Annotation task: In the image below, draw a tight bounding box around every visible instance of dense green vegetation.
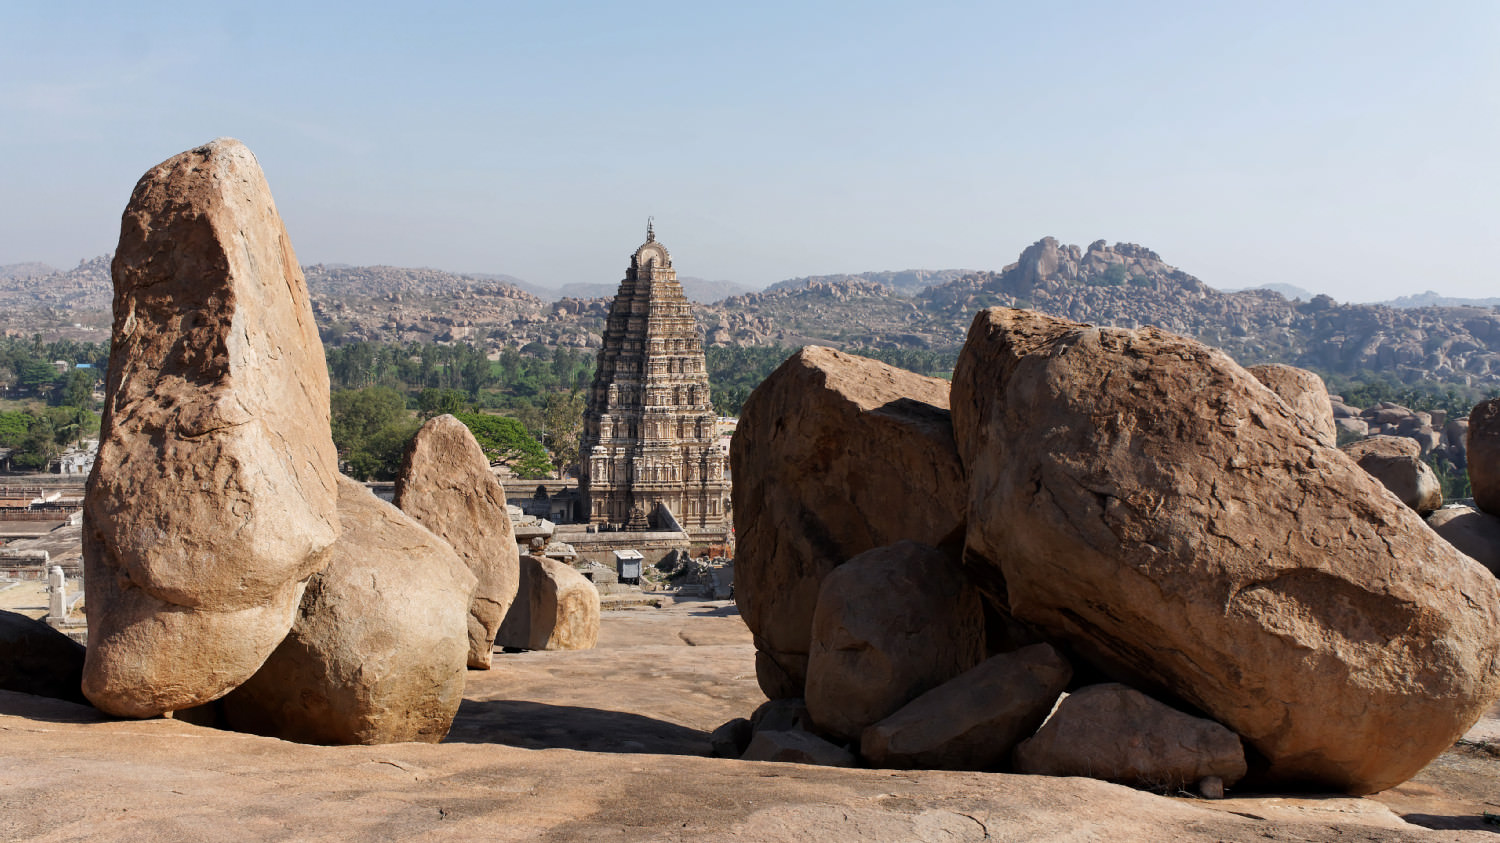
[323,341,591,480]
[1321,373,1500,420]
[0,336,105,470]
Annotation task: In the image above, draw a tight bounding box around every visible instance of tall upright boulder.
[221,476,475,745]
[83,139,341,718]
[394,414,520,669]
[1246,364,1337,445]
[1471,397,1500,517]
[731,347,966,699]
[951,307,1500,794]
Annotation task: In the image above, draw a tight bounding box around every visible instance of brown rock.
[1013,683,1247,791]
[805,541,984,744]
[1341,435,1443,515]
[0,610,87,705]
[220,476,475,745]
[860,643,1071,771]
[394,414,520,669]
[497,555,599,651]
[83,139,341,718]
[741,729,857,767]
[1471,398,1500,517]
[1247,364,1337,444]
[731,347,966,699]
[951,307,1500,794]
[1427,506,1500,576]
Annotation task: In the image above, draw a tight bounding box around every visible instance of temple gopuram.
[579,223,730,541]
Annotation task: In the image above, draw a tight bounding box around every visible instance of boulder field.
[729,307,1500,795]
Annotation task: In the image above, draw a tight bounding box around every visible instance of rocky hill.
[4,240,1499,388]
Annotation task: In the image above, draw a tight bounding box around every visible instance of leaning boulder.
[1247,364,1337,445]
[83,139,341,718]
[395,414,520,669]
[220,476,475,745]
[951,307,1500,794]
[1427,506,1500,577]
[860,643,1071,771]
[805,541,984,744]
[1472,398,1500,517]
[732,347,966,699]
[0,610,88,705]
[497,555,599,651]
[1013,683,1247,791]
[1341,435,1443,515]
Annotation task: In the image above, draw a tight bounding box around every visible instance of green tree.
[330,387,419,480]
[453,412,553,478]
[417,388,469,418]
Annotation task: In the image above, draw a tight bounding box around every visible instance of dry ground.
[1,599,1496,842]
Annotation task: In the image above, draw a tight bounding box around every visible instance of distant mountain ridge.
[4,243,1500,388]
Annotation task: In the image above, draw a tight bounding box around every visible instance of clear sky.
[2,1,1496,302]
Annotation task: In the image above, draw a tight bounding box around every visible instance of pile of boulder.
[723,314,1500,796]
[76,139,596,745]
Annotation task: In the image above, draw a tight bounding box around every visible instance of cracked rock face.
[394,414,520,669]
[951,307,1500,794]
[82,138,341,718]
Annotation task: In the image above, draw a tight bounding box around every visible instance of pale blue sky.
[2,1,1496,301]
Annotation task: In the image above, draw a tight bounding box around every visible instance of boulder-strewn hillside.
[5,239,1499,387]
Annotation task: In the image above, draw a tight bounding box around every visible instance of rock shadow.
[1399,813,1500,833]
[445,699,710,756]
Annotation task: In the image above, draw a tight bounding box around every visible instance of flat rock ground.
[2,599,1496,842]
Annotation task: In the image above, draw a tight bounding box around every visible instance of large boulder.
[804,541,984,744]
[394,414,520,669]
[951,307,1500,794]
[1341,435,1443,515]
[1427,506,1500,577]
[0,610,87,705]
[83,139,341,718]
[496,555,599,651]
[1247,364,1337,445]
[1013,684,1247,791]
[732,347,966,699]
[1472,398,1500,517]
[860,643,1071,771]
[220,476,475,745]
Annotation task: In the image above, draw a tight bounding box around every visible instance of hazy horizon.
[3,2,1496,304]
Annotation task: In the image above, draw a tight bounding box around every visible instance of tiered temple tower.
[580,224,730,538]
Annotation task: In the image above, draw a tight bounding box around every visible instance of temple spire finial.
[646,216,655,242]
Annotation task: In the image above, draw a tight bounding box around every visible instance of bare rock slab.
[1427,506,1500,576]
[1013,683,1247,791]
[1247,364,1337,445]
[951,307,1500,794]
[805,541,984,744]
[731,346,966,699]
[0,610,87,705]
[394,414,520,669]
[1341,435,1443,515]
[220,476,475,745]
[83,138,341,718]
[1471,397,1500,517]
[497,555,600,651]
[860,643,1071,771]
